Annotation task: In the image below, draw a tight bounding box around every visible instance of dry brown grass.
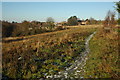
[2,25,97,78]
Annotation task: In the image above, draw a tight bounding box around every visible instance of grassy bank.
[84,28,119,78]
[2,26,96,78]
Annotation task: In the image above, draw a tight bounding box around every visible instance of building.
[78,19,89,25]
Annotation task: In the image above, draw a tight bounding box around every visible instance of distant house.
[55,21,67,27]
[55,23,62,27]
[78,19,89,25]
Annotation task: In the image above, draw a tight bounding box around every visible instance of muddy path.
[46,31,97,78]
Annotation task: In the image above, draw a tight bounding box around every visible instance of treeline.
[2,20,66,38]
[1,16,102,38]
[2,15,119,38]
[67,15,119,26]
[67,16,103,26]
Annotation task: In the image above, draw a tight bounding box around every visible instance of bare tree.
[103,10,117,33]
[111,12,117,27]
[46,17,54,23]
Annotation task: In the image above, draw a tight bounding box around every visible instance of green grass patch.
[84,28,119,78]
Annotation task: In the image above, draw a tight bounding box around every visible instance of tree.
[89,17,97,25]
[115,1,120,13]
[103,10,117,33]
[46,17,55,30]
[111,12,117,27]
[103,11,111,27]
[2,21,15,37]
[115,1,120,24]
[67,16,78,26]
[46,17,54,23]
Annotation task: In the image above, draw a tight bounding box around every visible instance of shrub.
[117,18,120,25]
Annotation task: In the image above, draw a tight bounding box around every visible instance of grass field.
[2,25,119,79]
[84,27,120,78]
[2,25,96,78]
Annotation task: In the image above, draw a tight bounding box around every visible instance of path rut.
[46,31,97,78]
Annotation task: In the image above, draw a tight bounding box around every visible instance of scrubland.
[2,25,96,78]
[2,25,119,79]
